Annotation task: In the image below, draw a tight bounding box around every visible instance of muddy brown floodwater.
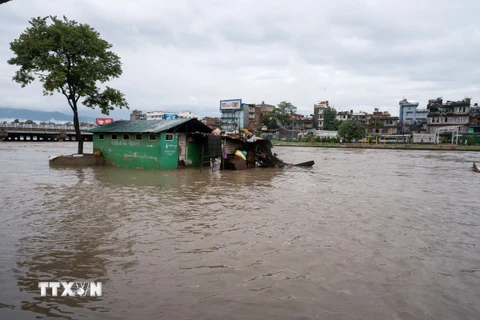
[0,142,479,320]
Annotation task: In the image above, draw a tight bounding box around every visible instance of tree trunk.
[73,107,83,154]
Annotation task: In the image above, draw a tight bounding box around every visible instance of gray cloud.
[1,0,479,119]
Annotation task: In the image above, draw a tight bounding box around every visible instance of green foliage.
[322,106,342,131]
[440,136,448,144]
[261,115,279,130]
[370,119,384,128]
[24,119,36,124]
[314,135,321,143]
[8,16,128,153]
[468,137,475,145]
[338,120,366,142]
[330,137,337,143]
[269,101,297,127]
[277,101,297,116]
[305,135,312,142]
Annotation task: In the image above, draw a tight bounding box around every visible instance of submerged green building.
[90,119,215,170]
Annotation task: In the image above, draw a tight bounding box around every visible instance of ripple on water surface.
[0,142,479,319]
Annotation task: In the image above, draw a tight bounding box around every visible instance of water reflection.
[13,168,132,319]
[3,144,480,319]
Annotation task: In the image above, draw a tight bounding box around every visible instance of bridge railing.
[0,123,95,131]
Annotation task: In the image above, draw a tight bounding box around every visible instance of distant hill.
[0,107,93,123]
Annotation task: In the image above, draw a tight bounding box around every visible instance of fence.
[0,123,94,131]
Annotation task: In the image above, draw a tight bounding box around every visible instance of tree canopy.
[338,120,366,142]
[8,16,128,154]
[322,106,342,131]
[269,101,297,128]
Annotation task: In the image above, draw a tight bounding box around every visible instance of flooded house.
[89,119,312,170]
[89,119,216,170]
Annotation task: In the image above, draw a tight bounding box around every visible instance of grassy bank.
[271,140,480,151]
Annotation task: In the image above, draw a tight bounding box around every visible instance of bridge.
[0,123,94,142]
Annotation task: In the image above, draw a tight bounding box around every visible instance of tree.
[8,16,128,154]
[323,106,342,131]
[338,120,366,142]
[271,101,297,127]
[261,113,279,130]
[370,118,384,134]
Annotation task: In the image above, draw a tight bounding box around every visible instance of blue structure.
[163,113,179,120]
[399,99,420,124]
[219,99,250,132]
[399,98,429,133]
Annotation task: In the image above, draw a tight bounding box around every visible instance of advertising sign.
[96,118,113,125]
[163,113,179,120]
[220,99,242,111]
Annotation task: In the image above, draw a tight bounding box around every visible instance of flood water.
[0,142,479,320]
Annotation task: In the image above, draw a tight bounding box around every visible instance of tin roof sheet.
[89,119,211,133]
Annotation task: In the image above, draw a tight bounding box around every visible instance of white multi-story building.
[178,111,198,119]
[313,101,329,129]
[146,110,197,120]
[146,111,170,120]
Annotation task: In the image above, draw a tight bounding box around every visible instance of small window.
[165,133,174,141]
[112,134,117,140]
[123,134,130,140]
[136,134,142,140]
[149,134,157,141]
[98,134,104,140]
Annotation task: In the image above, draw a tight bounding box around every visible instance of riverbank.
[271,141,480,151]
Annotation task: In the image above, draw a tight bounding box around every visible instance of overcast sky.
[1,0,479,120]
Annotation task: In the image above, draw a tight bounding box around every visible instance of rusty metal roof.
[89,119,212,133]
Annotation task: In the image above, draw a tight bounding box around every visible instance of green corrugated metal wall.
[159,133,179,169]
[93,133,179,170]
[187,142,203,167]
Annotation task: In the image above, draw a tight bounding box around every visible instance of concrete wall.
[412,133,436,144]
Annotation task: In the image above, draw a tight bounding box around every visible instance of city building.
[178,111,198,119]
[219,99,250,133]
[313,101,329,130]
[336,111,350,121]
[426,97,470,134]
[146,111,170,120]
[399,99,419,123]
[248,105,263,131]
[351,112,367,121]
[295,116,314,130]
[130,110,146,120]
[468,104,480,134]
[202,117,220,129]
[220,100,272,132]
[256,101,275,116]
[365,110,399,135]
[398,99,428,133]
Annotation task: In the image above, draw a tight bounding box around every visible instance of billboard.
[163,113,179,120]
[96,118,113,125]
[220,99,242,111]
